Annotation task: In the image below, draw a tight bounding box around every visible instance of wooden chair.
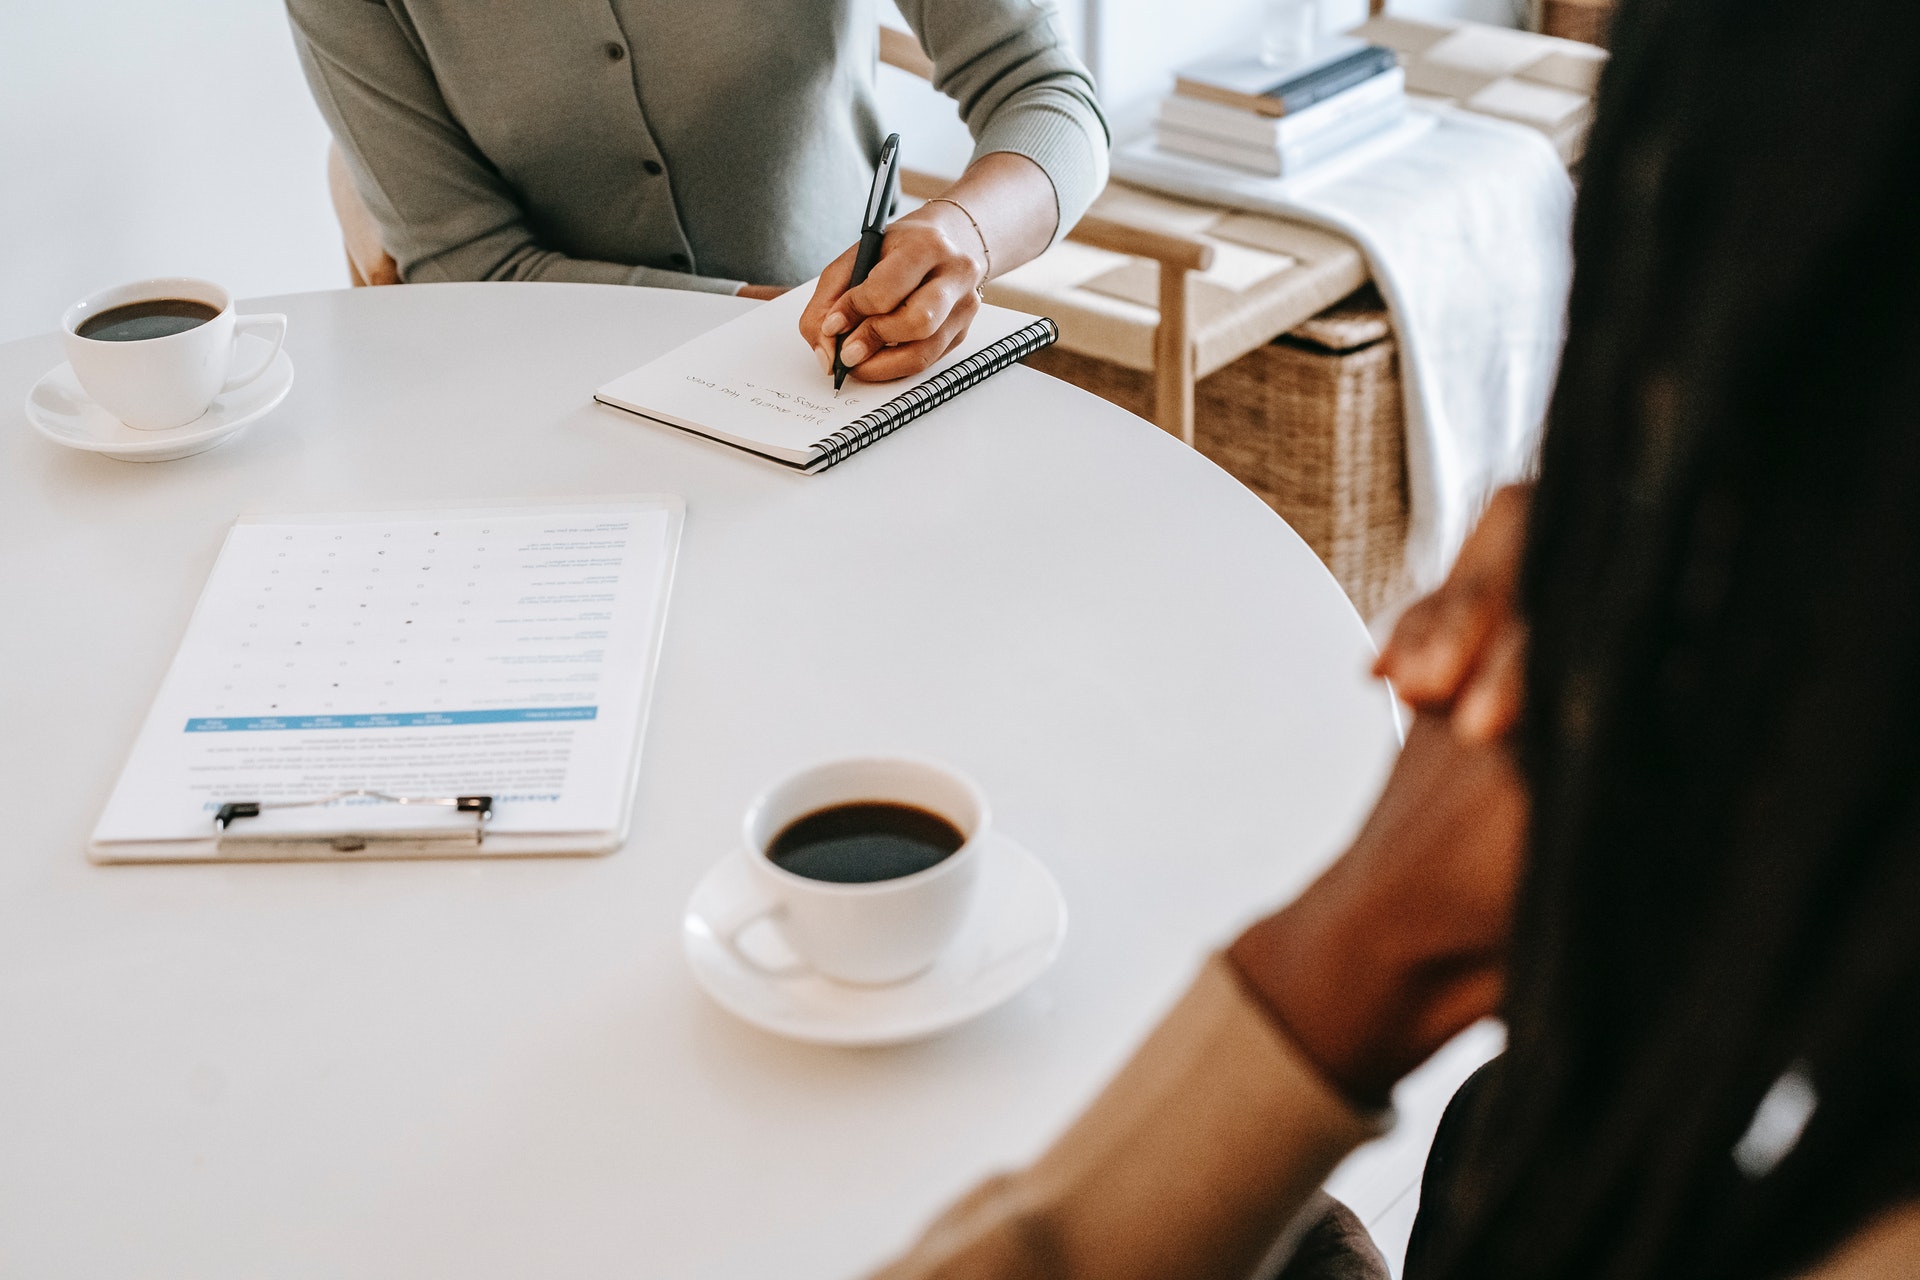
[327,142,398,287]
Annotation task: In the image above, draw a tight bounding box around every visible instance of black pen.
[834,132,902,391]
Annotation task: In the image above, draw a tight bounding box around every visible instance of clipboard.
[87,495,684,863]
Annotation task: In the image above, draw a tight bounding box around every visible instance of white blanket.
[1112,105,1574,589]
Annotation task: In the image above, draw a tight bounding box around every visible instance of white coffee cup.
[727,756,988,986]
[63,277,287,430]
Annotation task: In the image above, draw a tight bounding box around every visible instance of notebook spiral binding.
[810,318,1059,470]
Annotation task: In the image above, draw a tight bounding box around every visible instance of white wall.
[1091,0,1529,123]
[878,0,1529,168]
[0,0,341,344]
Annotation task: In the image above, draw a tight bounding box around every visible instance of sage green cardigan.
[288,0,1109,294]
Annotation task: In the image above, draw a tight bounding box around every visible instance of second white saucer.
[25,345,295,462]
[684,829,1067,1046]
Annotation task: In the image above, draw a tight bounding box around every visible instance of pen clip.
[863,134,902,232]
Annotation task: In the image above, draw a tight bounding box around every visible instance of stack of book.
[1156,38,1407,178]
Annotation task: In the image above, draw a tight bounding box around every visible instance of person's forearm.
[1228,716,1528,1106]
[913,151,1060,283]
[865,713,1527,1278]
[899,0,1109,246]
[866,957,1382,1280]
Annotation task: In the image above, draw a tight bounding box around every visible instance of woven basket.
[1026,291,1412,619]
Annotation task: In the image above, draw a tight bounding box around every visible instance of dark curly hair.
[1418,0,1920,1276]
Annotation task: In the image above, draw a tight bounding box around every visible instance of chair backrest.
[327,141,399,286]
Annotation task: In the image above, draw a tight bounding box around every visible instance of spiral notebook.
[594,283,1057,472]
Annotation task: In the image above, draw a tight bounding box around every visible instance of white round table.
[0,284,1400,1277]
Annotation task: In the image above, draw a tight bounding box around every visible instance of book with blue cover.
[1175,39,1399,117]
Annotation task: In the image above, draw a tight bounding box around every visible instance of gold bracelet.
[924,196,991,299]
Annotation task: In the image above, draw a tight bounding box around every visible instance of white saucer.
[684,830,1067,1046]
[25,346,295,462]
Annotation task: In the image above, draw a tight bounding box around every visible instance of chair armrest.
[879,25,936,80]
[1067,215,1215,273]
[903,167,1215,276]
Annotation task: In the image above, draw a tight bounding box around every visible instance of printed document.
[91,499,680,857]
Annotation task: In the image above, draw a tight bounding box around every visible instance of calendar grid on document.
[89,504,678,851]
[184,515,643,727]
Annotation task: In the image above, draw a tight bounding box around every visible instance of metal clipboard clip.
[212,789,494,855]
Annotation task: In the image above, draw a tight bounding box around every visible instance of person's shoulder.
[286,0,414,27]
[284,0,365,27]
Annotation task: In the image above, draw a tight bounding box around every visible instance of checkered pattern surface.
[1357,15,1607,163]
[983,183,1370,375]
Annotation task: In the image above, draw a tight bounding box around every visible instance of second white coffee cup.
[728,756,988,986]
[63,277,287,430]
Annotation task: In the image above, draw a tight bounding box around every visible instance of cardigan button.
[642,159,664,176]
[604,42,626,61]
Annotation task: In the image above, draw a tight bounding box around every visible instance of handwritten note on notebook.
[594,282,1056,472]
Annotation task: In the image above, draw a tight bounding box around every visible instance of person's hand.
[1375,483,1533,742]
[797,201,986,383]
[1229,714,1528,1105]
[737,283,788,301]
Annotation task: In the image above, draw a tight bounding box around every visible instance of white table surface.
[0,283,1435,1277]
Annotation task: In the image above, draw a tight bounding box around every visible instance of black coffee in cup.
[769,802,965,884]
[76,298,220,343]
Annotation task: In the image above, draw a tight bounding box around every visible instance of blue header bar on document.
[184,707,600,733]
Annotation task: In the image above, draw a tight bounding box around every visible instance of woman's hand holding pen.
[801,203,986,383]
[799,152,1058,384]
